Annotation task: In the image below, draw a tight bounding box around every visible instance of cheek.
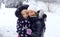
[28,12,35,16]
[30,13,35,16]
[23,15,28,17]
[29,13,32,16]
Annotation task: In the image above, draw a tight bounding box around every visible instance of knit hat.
[28,4,38,12]
[15,5,29,18]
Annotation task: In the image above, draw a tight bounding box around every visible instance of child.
[15,5,32,37]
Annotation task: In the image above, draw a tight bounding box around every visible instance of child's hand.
[26,29,32,35]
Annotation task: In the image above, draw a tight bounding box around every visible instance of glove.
[26,28,32,35]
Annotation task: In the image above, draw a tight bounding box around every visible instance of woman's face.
[28,10,36,17]
[21,9,29,19]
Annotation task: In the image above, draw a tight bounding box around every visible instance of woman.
[28,9,47,37]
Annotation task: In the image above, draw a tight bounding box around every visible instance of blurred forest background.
[0,0,60,8]
[0,0,60,37]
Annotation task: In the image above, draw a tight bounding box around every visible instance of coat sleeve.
[31,20,45,37]
[16,19,22,35]
[36,21,43,36]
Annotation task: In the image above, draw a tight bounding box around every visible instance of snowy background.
[0,0,60,37]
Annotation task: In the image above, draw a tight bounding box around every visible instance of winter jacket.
[29,14,47,37]
[15,5,32,37]
[16,18,31,37]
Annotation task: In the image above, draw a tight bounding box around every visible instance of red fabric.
[18,35,21,37]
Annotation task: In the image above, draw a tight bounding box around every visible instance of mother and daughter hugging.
[15,5,47,37]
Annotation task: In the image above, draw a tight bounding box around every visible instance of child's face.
[21,9,29,19]
[28,10,37,17]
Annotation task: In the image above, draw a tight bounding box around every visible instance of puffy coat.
[15,5,32,37]
[29,14,47,37]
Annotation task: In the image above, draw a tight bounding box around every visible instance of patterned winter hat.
[15,5,29,18]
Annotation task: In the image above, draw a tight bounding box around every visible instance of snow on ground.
[0,8,18,37]
[44,12,60,37]
[0,1,60,37]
